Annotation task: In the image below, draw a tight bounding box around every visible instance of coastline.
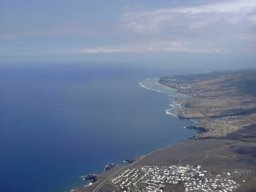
[74,137,256,192]
[74,71,256,192]
[158,72,256,139]
[73,78,200,192]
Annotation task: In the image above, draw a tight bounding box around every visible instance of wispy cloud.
[1,0,255,61]
[122,0,256,37]
[0,41,221,60]
[120,0,256,53]
[82,41,221,54]
[82,0,255,55]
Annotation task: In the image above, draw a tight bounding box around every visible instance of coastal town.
[73,70,256,192]
[111,165,245,192]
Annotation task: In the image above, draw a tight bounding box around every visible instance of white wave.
[165,109,178,117]
[83,182,93,188]
[138,82,162,93]
[169,101,181,110]
[173,102,181,109]
[139,78,185,119]
[169,104,176,108]
[189,119,199,123]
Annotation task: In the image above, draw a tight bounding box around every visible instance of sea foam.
[138,82,162,93]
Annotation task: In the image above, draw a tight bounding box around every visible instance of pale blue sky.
[1,0,256,67]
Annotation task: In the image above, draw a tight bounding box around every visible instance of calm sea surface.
[0,64,196,192]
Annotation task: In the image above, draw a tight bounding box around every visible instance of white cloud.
[122,0,256,34]
[172,0,256,14]
[82,41,221,54]
[82,47,126,54]
[2,0,255,59]
[120,0,256,53]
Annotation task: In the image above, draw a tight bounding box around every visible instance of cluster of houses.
[111,165,241,192]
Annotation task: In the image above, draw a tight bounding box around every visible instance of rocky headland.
[159,70,256,138]
[73,69,256,192]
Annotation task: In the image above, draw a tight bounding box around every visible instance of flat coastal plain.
[74,70,256,192]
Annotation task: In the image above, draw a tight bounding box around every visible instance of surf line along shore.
[73,71,256,192]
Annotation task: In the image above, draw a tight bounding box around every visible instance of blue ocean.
[0,63,196,192]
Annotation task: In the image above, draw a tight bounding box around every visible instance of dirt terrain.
[74,70,256,192]
[159,70,256,138]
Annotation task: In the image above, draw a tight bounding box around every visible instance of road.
[92,155,146,192]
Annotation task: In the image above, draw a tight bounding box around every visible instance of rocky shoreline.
[159,70,256,139]
[73,70,256,192]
